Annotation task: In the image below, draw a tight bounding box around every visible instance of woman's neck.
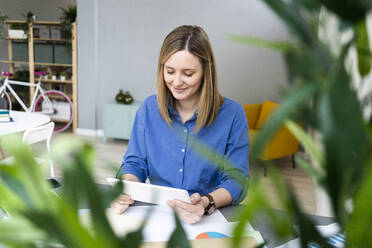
[175,98,199,123]
[176,99,198,113]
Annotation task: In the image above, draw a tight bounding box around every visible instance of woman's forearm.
[201,187,232,209]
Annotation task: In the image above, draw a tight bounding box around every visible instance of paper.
[79,205,263,244]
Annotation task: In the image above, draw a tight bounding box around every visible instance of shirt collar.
[168,102,199,122]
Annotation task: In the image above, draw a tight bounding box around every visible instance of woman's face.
[164,50,204,104]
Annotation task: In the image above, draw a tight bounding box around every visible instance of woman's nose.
[173,73,183,86]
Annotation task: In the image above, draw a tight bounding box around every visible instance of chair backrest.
[255,101,278,129]
[22,122,55,177]
[243,103,262,129]
[22,122,54,149]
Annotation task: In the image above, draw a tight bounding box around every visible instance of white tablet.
[106,178,191,205]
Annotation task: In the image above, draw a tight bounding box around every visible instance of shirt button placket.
[179,126,188,185]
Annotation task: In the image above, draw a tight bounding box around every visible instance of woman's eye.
[167,71,174,75]
[184,73,193,77]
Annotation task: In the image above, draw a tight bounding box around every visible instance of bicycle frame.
[0,76,53,113]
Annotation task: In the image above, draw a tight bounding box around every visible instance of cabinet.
[0,20,78,133]
[103,102,141,142]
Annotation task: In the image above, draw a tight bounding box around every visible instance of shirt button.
[184,129,188,133]
[179,168,183,172]
[182,148,185,153]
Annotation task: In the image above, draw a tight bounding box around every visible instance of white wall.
[77,0,291,130]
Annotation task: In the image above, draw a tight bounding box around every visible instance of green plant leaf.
[24,205,101,248]
[285,185,333,248]
[228,35,296,52]
[294,156,324,186]
[166,211,191,248]
[233,175,294,248]
[346,159,372,247]
[315,47,367,225]
[54,138,119,247]
[354,17,372,77]
[284,120,325,167]
[120,227,143,248]
[0,216,45,245]
[0,136,52,210]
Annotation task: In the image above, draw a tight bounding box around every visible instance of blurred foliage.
[0,135,190,247]
[229,0,372,247]
[8,11,35,38]
[23,11,35,38]
[59,5,76,39]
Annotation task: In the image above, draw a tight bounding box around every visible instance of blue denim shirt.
[118,95,249,204]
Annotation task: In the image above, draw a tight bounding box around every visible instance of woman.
[112,25,249,224]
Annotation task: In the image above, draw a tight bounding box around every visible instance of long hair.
[157,25,223,133]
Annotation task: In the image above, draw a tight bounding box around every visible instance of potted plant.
[51,72,57,80]
[23,11,35,38]
[7,11,35,39]
[60,71,66,81]
[59,5,76,39]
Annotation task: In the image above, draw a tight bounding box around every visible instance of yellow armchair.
[243,101,299,175]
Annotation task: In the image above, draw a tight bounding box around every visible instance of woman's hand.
[111,194,134,214]
[167,193,206,224]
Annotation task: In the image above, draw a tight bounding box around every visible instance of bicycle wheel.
[34,90,73,133]
[0,91,12,110]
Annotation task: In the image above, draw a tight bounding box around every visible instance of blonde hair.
[157,25,223,133]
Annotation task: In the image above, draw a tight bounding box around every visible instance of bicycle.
[0,71,73,132]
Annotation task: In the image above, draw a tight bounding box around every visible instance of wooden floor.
[61,135,317,215]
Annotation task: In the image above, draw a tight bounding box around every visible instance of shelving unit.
[0,20,78,133]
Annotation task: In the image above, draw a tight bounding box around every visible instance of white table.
[0,110,51,136]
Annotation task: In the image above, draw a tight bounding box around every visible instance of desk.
[82,184,335,248]
[0,110,51,136]
[0,182,335,248]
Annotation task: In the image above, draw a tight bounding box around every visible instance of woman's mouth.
[174,88,187,93]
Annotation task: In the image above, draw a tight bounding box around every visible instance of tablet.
[106,178,191,205]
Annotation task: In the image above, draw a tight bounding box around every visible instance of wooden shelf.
[0,60,71,67]
[34,38,71,42]
[5,20,26,24]
[51,118,70,123]
[34,62,72,67]
[0,59,29,65]
[48,94,73,101]
[38,79,73,84]
[5,20,62,25]
[5,37,27,41]
[3,20,78,134]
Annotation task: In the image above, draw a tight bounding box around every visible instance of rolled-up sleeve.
[217,106,250,205]
[117,107,149,182]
